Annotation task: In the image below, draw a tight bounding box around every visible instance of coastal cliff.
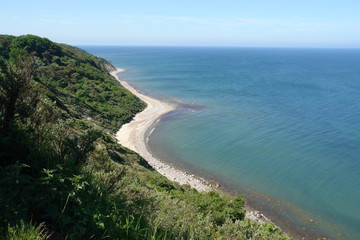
[0,34,290,239]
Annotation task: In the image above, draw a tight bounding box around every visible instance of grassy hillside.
[0,34,291,239]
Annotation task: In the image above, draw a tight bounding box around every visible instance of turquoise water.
[83,46,360,239]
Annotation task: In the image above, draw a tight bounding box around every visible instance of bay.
[83,46,360,239]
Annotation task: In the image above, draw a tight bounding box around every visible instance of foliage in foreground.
[0,34,291,239]
[3,221,50,240]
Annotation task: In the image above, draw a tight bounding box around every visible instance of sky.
[1,0,359,48]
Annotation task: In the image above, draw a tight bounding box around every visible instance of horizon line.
[74,44,360,50]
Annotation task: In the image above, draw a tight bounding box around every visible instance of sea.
[82,46,360,240]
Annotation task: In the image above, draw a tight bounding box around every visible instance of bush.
[218,219,292,240]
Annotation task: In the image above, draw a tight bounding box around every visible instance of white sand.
[111,68,271,225]
[111,68,211,192]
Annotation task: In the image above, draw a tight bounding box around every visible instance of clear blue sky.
[1,0,359,47]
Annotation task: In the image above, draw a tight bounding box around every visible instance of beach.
[111,68,211,192]
[111,68,272,226]
[92,45,358,240]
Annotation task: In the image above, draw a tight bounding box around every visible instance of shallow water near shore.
[83,46,360,239]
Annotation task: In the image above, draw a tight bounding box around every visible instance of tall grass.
[4,221,51,240]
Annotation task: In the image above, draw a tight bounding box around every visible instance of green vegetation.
[0,34,291,239]
[4,221,50,240]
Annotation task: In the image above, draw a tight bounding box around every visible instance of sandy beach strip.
[111,68,211,192]
[111,68,272,226]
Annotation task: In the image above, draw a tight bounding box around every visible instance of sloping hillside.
[0,34,290,240]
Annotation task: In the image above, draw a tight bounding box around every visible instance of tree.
[0,35,16,59]
[9,34,62,61]
[0,54,38,132]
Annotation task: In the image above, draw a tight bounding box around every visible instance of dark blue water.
[83,46,360,239]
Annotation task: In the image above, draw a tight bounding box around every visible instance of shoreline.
[110,68,284,232]
[111,68,211,192]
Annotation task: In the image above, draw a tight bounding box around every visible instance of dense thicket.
[0,34,291,239]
